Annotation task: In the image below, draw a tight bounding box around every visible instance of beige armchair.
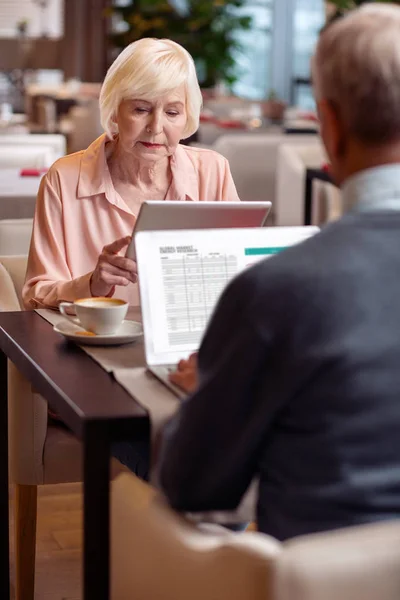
[0,146,56,169]
[111,473,280,600]
[212,134,318,220]
[0,219,33,256]
[0,256,82,600]
[274,520,400,600]
[67,99,103,153]
[0,134,66,157]
[111,472,400,600]
[275,141,342,226]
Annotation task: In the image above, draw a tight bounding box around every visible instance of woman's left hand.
[169,353,198,393]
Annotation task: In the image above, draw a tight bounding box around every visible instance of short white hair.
[99,38,202,140]
[313,3,400,144]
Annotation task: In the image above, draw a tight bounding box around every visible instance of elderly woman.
[22,38,239,309]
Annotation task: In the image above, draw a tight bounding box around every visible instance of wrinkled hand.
[169,353,198,393]
[90,235,137,297]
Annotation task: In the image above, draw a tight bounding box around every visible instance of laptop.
[135,226,320,398]
[125,200,272,260]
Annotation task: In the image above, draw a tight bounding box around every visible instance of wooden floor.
[9,482,83,600]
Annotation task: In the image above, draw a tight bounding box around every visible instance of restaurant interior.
[0,1,399,600]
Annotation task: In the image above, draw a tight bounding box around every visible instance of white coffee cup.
[59,297,128,335]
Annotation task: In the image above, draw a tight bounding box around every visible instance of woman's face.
[114,85,188,163]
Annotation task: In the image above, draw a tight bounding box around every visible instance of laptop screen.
[136,226,319,366]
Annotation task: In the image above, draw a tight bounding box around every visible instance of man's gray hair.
[313,3,400,144]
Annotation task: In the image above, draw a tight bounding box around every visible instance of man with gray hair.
[314,3,400,187]
[159,3,400,540]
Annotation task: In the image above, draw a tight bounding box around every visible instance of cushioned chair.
[1,255,128,599]
[111,472,400,600]
[273,521,400,600]
[0,133,66,158]
[0,219,33,256]
[111,473,280,600]
[67,99,103,153]
[204,97,248,114]
[212,134,319,221]
[0,256,83,600]
[0,145,57,169]
[275,141,342,226]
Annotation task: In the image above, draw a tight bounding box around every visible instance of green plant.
[108,0,252,89]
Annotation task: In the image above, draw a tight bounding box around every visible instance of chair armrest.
[0,262,20,310]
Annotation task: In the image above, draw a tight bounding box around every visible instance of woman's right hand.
[90,235,138,298]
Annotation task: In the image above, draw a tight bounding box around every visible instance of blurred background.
[0,0,339,237]
[0,0,325,116]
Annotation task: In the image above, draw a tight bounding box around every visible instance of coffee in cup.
[59,297,128,335]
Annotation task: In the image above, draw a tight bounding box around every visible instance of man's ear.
[317,99,346,161]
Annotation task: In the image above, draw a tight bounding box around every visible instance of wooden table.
[0,311,150,600]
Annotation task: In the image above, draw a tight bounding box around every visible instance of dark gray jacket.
[160,211,400,540]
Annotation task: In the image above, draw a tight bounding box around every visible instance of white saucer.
[54,319,143,346]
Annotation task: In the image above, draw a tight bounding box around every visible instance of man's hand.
[169,353,198,394]
[90,236,137,297]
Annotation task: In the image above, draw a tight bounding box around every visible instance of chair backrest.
[67,100,103,153]
[205,97,251,118]
[0,133,66,157]
[111,472,400,600]
[275,140,327,226]
[0,255,28,309]
[111,473,280,600]
[0,253,74,486]
[0,145,55,168]
[0,218,33,256]
[275,520,400,600]
[213,134,320,208]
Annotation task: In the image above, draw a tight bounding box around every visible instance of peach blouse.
[22,134,240,309]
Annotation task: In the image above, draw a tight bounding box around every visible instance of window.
[230,0,324,106]
[110,0,323,108]
[231,1,273,100]
[0,0,63,39]
[292,0,325,108]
